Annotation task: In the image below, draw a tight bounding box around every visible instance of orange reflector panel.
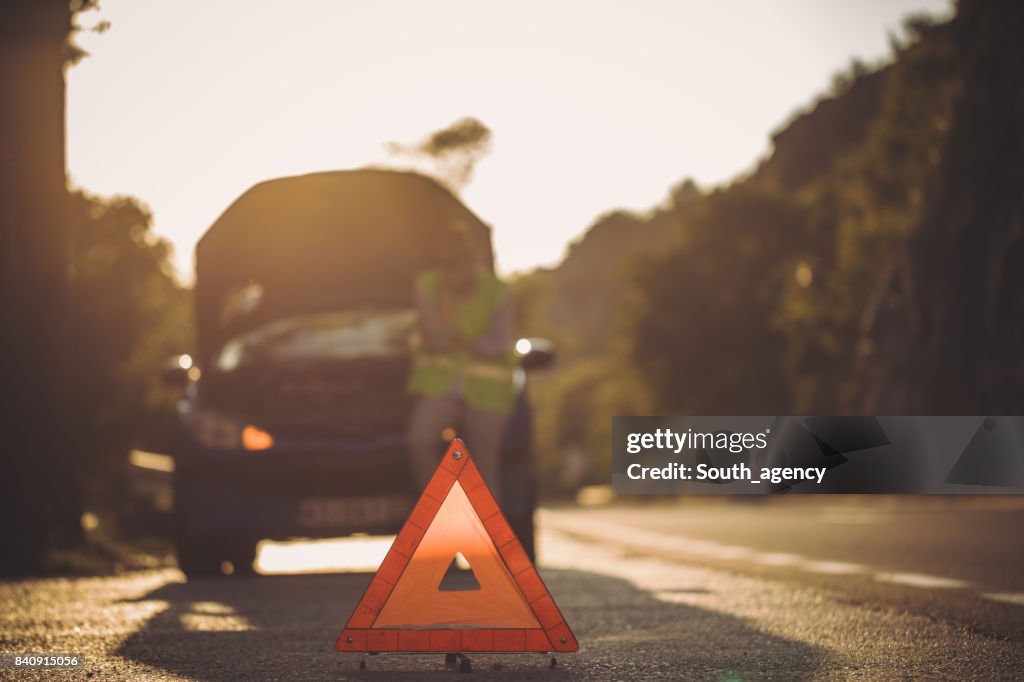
[336,438,578,654]
[373,481,539,628]
[242,425,274,450]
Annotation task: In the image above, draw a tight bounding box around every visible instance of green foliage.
[387,117,493,192]
[419,117,492,158]
[879,1,1024,413]
[515,184,698,494]
[531,357,652,494]
[520,181,701,363]
[629,16,960,416]
[509,269,555,342]
[66,191,192,504]
[779,18,960,411]
[754,62,887,192]
[524,13,965,493]
[629,185,808,413]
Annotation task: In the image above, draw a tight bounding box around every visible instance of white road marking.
[876,572,970,589]
[536,527,1024,675]
[982,592,1024,607]
[540,510,994,601]
[753,552,805,567]
[818,508,886,525]
[802,560,868,575]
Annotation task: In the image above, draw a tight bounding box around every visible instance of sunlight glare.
[256,535,395,574]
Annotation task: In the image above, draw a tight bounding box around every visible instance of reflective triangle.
[336,439,578,653]
[374,481,539,627]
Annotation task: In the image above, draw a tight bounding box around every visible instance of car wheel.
[176,533,257,579]
[176,534,223,579]
[226,539,257,576]
[509,511,536,563]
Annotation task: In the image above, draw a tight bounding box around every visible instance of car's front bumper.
[173,434,418,540]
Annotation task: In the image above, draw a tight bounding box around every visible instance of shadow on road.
[114,567,826,680]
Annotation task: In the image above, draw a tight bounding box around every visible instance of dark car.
[165,169,552,578]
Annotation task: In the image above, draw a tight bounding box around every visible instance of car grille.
[209,357,415,439]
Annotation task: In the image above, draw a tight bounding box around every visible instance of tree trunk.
[0,0,82,576]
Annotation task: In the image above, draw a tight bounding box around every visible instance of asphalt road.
[2,498,1022,680]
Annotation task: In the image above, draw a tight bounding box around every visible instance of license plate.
[298,496,411,529]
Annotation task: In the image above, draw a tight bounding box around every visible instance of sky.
[67,0,950,279]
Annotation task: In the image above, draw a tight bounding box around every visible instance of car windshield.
[213,309,417,371]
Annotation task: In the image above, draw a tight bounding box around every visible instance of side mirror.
[162,354,198,387]
[515,338,556,371]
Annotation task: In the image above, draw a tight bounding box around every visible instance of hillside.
[515,57,890,361]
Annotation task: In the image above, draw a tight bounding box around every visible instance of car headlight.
[182,408,274,451]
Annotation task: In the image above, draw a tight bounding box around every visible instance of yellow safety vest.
[406,270,517,413]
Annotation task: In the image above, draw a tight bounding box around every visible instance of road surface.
[1,497,1022,680]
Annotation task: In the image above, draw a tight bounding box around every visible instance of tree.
[386,117,492,193]
[66,192,192,516]
[864,0,1024,413]
[628,186,807,414]
[779,16,960,412]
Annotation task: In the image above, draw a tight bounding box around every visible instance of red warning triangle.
[336,439,578,653]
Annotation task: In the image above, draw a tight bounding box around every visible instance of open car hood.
[194,169,494,366]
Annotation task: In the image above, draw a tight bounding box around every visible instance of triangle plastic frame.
[336,439,578,653]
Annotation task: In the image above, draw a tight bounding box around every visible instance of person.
[406,222,516,498]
